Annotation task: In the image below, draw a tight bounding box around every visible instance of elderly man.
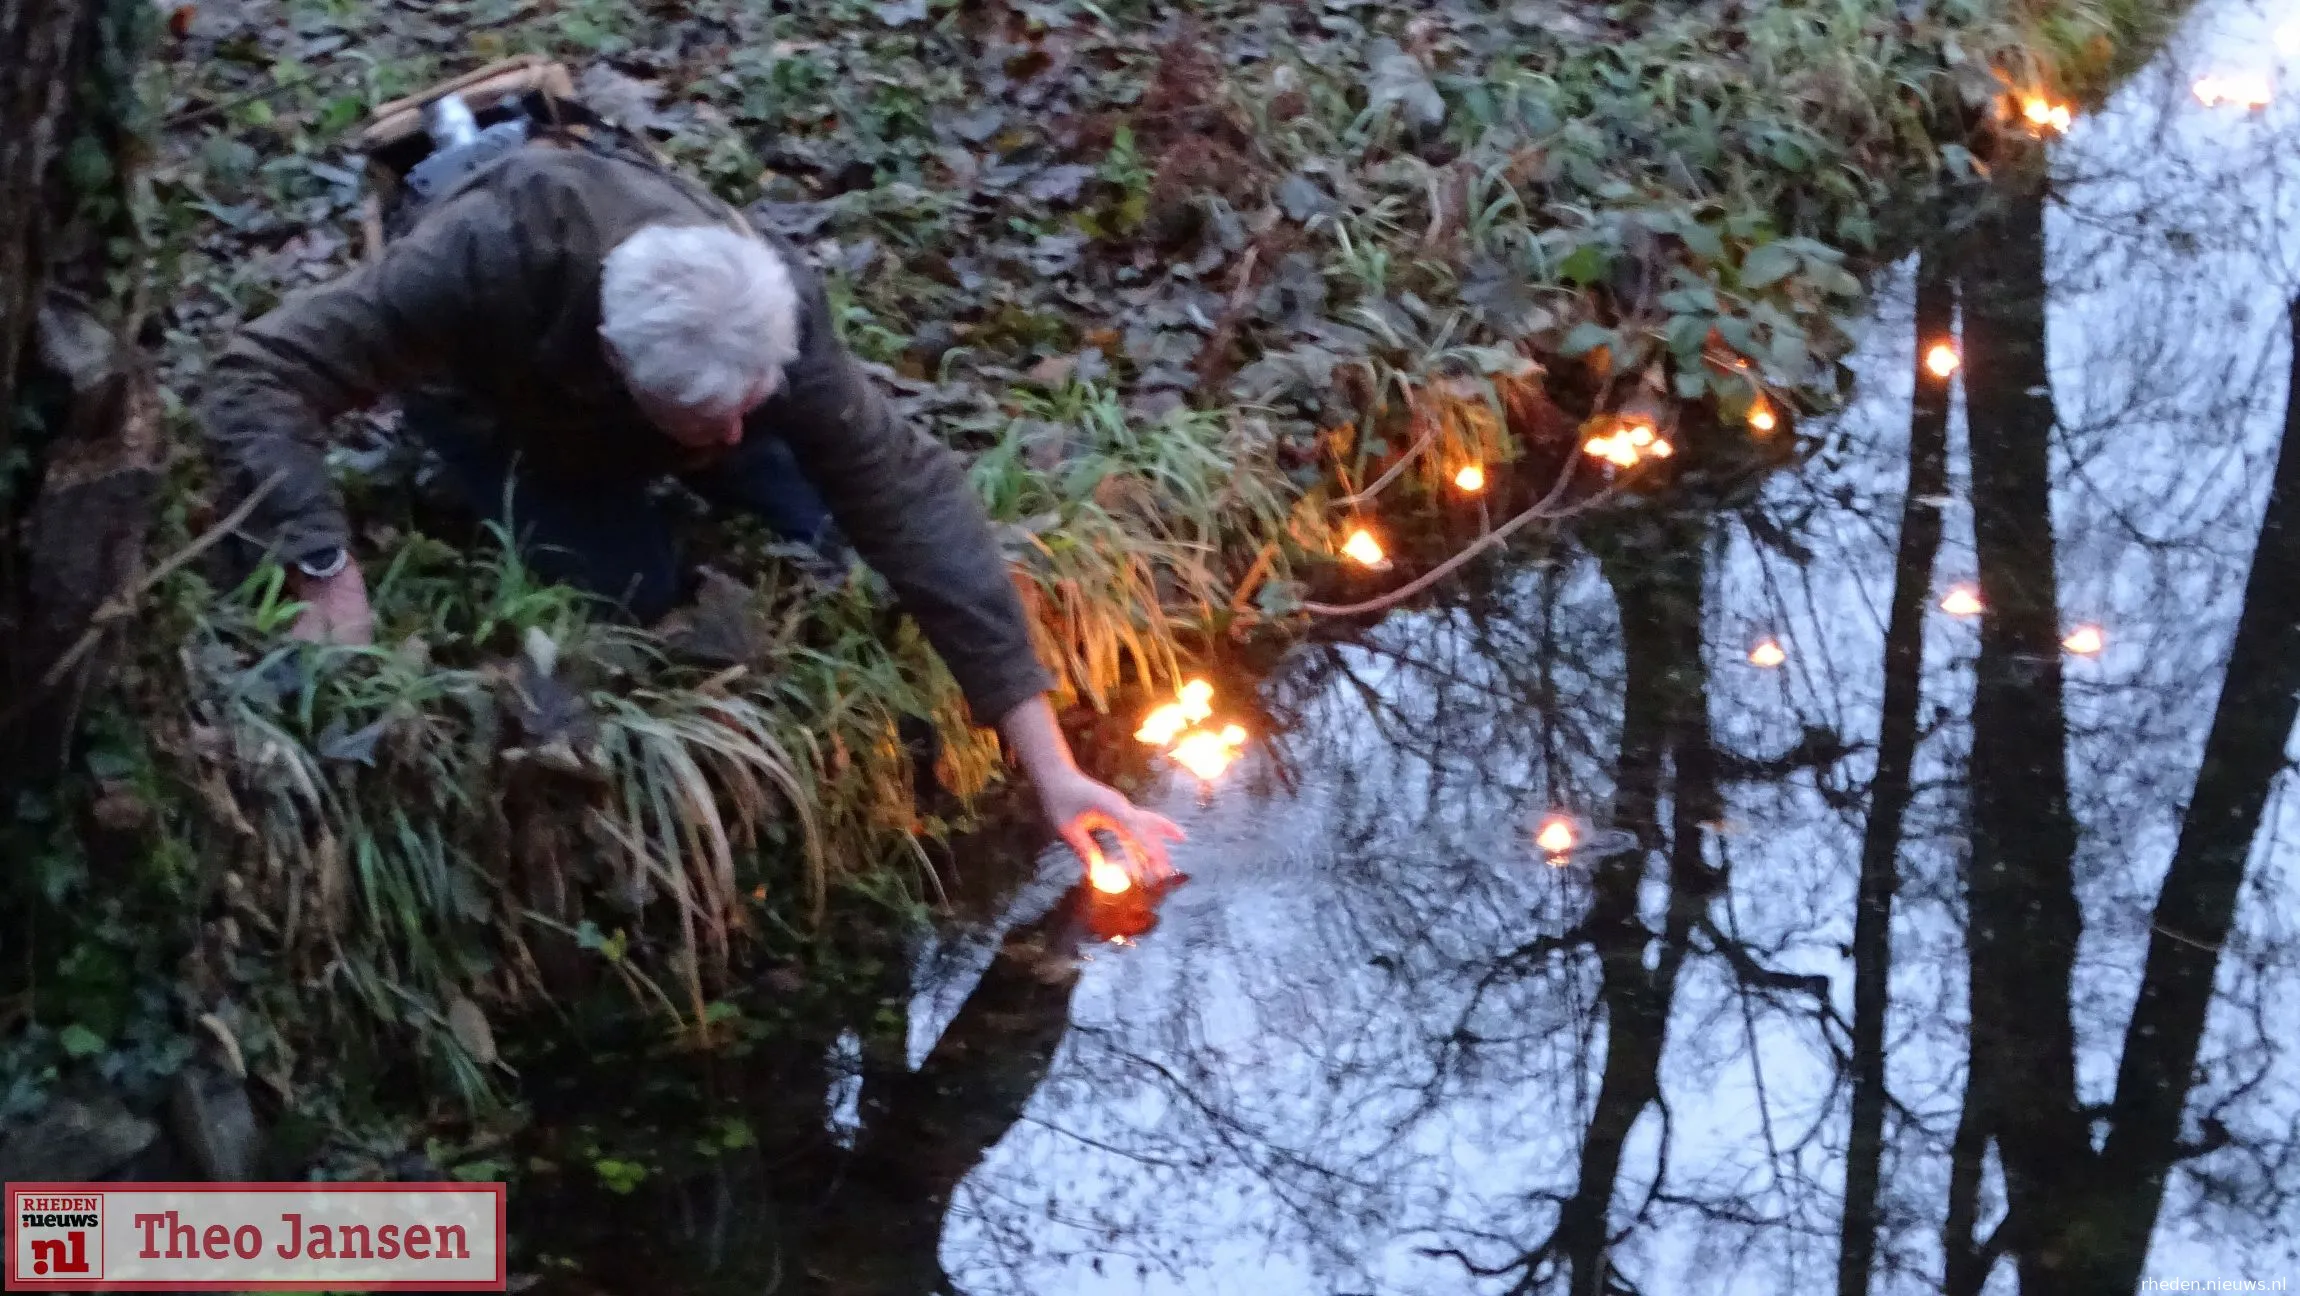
[198,121,1181,879]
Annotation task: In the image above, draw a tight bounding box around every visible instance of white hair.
[598,223,801,414]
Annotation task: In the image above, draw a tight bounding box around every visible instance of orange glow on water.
[1747,401,1778,433]
[1941,585,1985,617]
[1454,462,1487,493]
[1925,343,1962,378]
[2062,625,2105,656]
[1342,527,1388,568]
[1748,638,1787,668]
[1536,814,1579,857]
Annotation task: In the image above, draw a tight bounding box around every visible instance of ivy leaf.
[1679,221,1725,262]
[1714,315,1758,358]
[1664,313,1711,356]
[1557,243,1609,286]
[1739,243,1799,290]
[65,136,114,194]
[1809,262,1863,299]
[1560,322,1614,357]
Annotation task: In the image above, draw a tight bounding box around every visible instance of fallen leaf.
[447,996,498,1066]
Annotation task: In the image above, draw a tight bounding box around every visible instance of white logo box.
[7,1182,505,1291]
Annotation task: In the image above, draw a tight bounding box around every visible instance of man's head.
[598,223,800,449]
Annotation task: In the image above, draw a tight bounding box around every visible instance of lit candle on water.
[1536,814,1578,857]
[1086,844,1133,894]
[1342,527,1388,568]
[1941,585,1984,617]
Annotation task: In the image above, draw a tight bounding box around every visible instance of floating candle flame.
[2020,96,2073,132]
[1085,844,1135,895]
[1453,462,1487,493]
[1536,814,1579,857]
[1748,638,1787,668]
[1135,703,1188,746]
[1940,584,1984,617]
[1925,342,1961,378]
[1136,679,1250,783]
[1747,401,1778,433]
[2062,625,2105,656]
[1179,678,1214,723]
[1582,420,1673,468]
[1169,726,1248,781]
[1342,527,1388,568]
[2194,73,2273,108]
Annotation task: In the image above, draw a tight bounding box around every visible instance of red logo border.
[5,1183,508,1292]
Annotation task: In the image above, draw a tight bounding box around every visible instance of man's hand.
[998,694,1186,883]
[287,558,375,647]
[1033,763,1186,882]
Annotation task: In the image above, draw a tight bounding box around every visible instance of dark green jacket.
[201,143,1053,724]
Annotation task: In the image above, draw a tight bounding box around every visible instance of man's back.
[205,145,767,511]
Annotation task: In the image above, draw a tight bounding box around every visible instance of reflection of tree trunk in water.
[1839,261,1954,1296]
[2083,301,2300,1290]
[1956,183,2094,1295]
[806,901,1085,1295]
[1556,525,1721,1296]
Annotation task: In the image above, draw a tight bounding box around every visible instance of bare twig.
[1304,459,1612,618]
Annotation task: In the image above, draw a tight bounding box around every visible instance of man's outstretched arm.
[763,276,1184,878]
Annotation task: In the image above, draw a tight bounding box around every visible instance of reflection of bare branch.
[2086,298,2300,1290]
[1840,256,1952,1296]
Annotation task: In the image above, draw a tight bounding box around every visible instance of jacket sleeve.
[199,188,521,564]
[761,281,1056,727]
